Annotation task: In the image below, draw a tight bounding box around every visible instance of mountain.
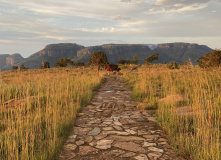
[0,54,10,69]
[75,44,152,64]
[0,42,213,71]
[16,43,85,69]
[0,54,24,71]
[155,43,213,64]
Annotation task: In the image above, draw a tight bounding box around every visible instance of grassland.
[122,64,220,160]
[0,64,220,160]
[0,67,103,160]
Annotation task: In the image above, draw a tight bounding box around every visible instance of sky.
[0,0,221,58]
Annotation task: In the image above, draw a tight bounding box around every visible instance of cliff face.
[39,43,85,58]
[0,54,10,68]
[0,42,213,71]
[77,44,151,64]
[16,43,85,69]
[155,43,213,64]
[6,53,24,66]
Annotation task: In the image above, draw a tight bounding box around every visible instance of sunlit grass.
[0,67,103,159]
[123,64,220,160]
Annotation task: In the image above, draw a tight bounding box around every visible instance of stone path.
[59,77,185,160]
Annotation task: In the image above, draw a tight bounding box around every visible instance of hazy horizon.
[1,0,221,58]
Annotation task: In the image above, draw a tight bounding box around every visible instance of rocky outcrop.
[0,54,10,68]
[155,43,212,64]
[16,43,85,69]
[77,44,151,64]
[39,43,85,58]
[0,42,213,70]
[6,53,24,66]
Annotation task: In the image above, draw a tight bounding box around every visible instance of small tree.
[125,60,131,65]
[118,60,126,65]
[132,55,139,64]
[71,61,84,67]
[78,62,84,67]
[41,61,50,69]
[12,66,18,71]
[19,64,26,70]
[54,57,71,67]
[168,61,179,69]
[183,61,188,65]
[145,53,159,64]
[109,64,121,72]
[88,52,109,76]
[198,50,221,68]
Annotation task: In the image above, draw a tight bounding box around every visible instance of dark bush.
[198,50,221,68]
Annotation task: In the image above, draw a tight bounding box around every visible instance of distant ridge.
[0,42,213,71]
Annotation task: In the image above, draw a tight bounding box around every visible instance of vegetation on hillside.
[198,49,221,68]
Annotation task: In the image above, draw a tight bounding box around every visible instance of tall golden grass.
[0,67,103,159]
[123,65,220,160]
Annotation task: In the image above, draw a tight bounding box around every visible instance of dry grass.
[123,64,220,160]
[0,67,104,159]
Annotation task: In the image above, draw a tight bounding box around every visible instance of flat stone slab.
[108,135,145,141]
[78,146,98,156]
[87,127,101,136]
[96,140,114,149]
[113,141,146,153]
[134,154,149,160]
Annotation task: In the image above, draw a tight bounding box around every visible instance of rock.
[63,144,77,151]
[120,152,136,157]
[73,127,92,135]
[134,154,149,160]
[119,118,129,125]
[59,152,76,160]
[159,142,168,145]
[94,134,108,140]
[125,129,136,135]
[113,125,123,131]
[143,135,159,140]
[96,140,114,149]
[109,135,145,141]
[113,141,146,153]
[148,117,157,122]
[76,140,85,146]
[66,135,77,143]
[88,127,101,136]
[112,116,120,121]
[103,121,112,125]
[143,142,156,147]
[114,121,122,126]
[158,138,167,142]
[103,109,112,117]
[148,152,162,159]
[102,131,130,136]
[84,136,93,143]
[101,149,125,157]
[138,130,149,135]
[103,127,113,131]
[78,146,99,156]
[148,147,164,153]
[89,141,97,147]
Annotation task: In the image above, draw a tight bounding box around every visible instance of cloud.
[148,3,208,14]
[0,0,221,57]
[114,15,132,20]
[155,0,211,6]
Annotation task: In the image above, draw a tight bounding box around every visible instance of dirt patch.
[158,94,185,104]
[0,96,36,109]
